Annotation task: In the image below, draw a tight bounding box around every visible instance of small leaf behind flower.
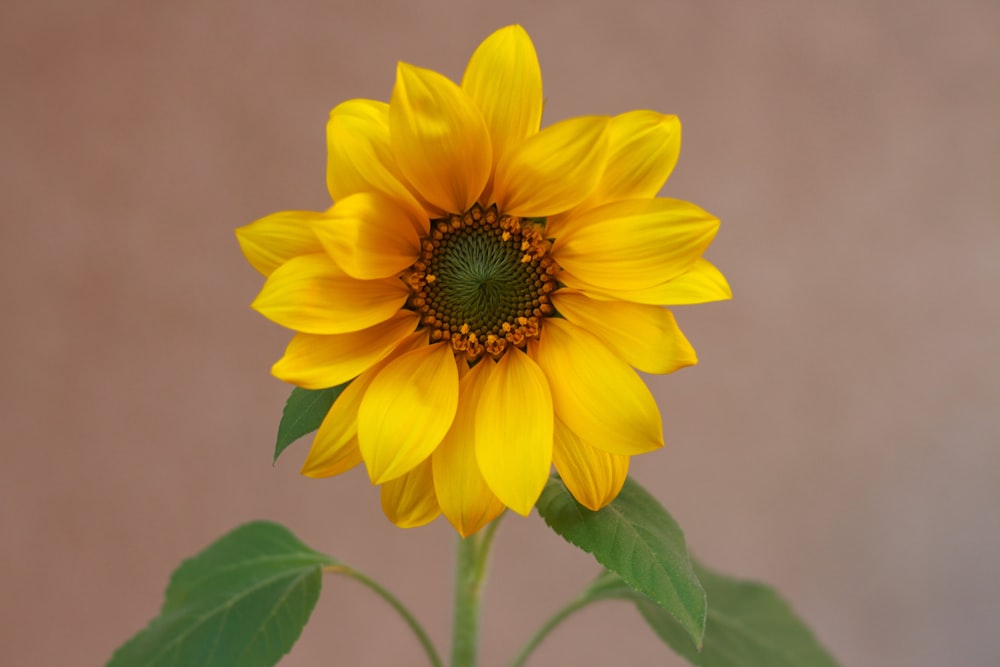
[633,562,841,666]
[107,521,336,667]
[274,384,348,462]
[536,475,707,647]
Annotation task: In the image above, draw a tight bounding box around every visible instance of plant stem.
[451,514,504,667]
[324,564,443,667]
[473,514,503,585]
[508,595,592,667]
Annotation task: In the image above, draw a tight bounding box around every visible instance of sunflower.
[236,25,729,536]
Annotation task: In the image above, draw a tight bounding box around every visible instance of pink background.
[2,1,998,665]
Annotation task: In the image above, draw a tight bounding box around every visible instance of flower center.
[407,203,555,360]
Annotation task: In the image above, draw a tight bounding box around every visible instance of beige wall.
[2,1,998,665]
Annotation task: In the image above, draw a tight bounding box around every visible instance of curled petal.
[552,417,629,511]
[272,311,419,389]
[251,254,409,334]
[536,319,662,456]
[313,192,420,280]
[494,115,610,218]
[390,63,492,214]
[432,362,506,536]
[236,210,326,277]
[550,291,696,374]
[381,458,441,528]
[462,25,543,164]
[475,348,553,515]
[553,198,719,291]
[358,343,459,484]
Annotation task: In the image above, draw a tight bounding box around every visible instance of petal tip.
[299,463,325,478]
[507,501,535,517]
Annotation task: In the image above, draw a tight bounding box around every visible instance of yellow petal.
[536,319,662,456]
[301,396,367,479]
[312,192,420,280]
[462,25,543,164]
[562,258,732,306]
[390,63,492,214]
[300,332,426,478]
[326,99,428,225]
[553,198,719,291]
[236,210,326,277]
[621,258,732,305]
[475,348,553,515]
[300,435,362,478]
[493,115,610,218]
[432,361,506,537]
[252,253,409,334]
[381,457,441,528]
[548,112,680,235]
[358,343,460,484]
[592,111,681,204]
[272,311,420,389]
[550,291,697,374]
[552,417,629,511]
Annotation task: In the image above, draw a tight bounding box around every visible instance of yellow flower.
[237,25,730,536]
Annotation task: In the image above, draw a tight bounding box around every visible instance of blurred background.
[2,0,997,665]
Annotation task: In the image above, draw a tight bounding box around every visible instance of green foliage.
[591,564,840,666]
[536,475,707,647]
[274,384,348,462]
[107,521,335,667]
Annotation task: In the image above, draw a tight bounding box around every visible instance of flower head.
[237,25,730,535]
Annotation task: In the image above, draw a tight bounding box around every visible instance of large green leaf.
[638,561,840,666]
[108,521,336,667]
[591,565,840,666]
[536,475,706,647]
[274,384,348,462]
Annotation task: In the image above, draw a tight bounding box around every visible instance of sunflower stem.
[507,594,593,667]
[324,564,443,667]
[451,515,504,667]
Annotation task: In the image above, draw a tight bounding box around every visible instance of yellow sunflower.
[236,25,730,536]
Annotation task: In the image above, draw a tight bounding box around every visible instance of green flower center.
[407,203,555,359]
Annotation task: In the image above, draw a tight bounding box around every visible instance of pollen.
[405,203,557,360]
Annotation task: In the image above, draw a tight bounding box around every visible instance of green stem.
[473,514,503,585]
[324,564,443,667]
[451,514,504,667]
[508,595,593,667]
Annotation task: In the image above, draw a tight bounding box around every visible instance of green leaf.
[536,475,707,647]
[634,561,840,666]
[107,521,336,667]
[274,384,348,462]
[578,567,641,602]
